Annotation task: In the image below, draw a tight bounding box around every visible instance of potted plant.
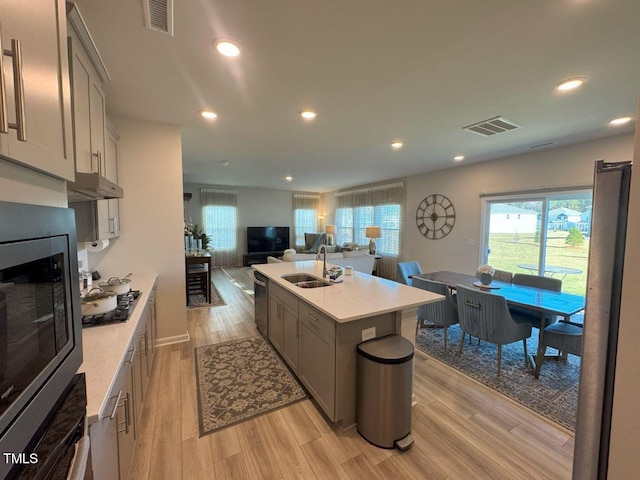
[191,224,212,251]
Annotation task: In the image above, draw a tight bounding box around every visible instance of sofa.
[270,248,376,274]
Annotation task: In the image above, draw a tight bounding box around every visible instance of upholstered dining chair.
[534,322,583,378]
[510,273,562,330]
[397,261,422,285]
[456,284,532,375]
[475,269,513,283]
[412,277,458,350]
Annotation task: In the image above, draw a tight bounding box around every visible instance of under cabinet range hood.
[67,173,124,202]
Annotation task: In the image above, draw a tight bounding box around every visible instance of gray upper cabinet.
[0,0,75,180]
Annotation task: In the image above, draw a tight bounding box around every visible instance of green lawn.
[488,231,589,295]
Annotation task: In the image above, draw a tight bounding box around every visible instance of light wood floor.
[128,268,574,480]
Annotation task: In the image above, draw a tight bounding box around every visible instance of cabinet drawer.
[299,302,335,339]
[270,281,299,313]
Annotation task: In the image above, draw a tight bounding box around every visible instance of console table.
[243,251,285,266]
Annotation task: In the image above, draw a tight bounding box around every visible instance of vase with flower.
[477,264,495,285]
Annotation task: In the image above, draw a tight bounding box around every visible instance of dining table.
[412,270,586,371]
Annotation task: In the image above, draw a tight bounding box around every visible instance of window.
[481,189,592,295]
[202,205,236,249]
[292,193,319,247]
[201,188,238,266]
[335,182,404,278]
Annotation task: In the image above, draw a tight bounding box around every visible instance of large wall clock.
[416,194,456,239]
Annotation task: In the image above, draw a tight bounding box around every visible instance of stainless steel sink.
[281,273,332,288]
[295,280,331,289]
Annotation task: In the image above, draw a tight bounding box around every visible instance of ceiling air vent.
[142,0,174,36]
[463,116,522,137]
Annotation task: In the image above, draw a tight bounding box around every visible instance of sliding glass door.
[481,190,592,295]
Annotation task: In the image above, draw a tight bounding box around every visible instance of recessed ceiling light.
[609,116,633,126]
[214,39,241,57]
[391,142,403,149]
[554,77,586,92]
[200,110,217,120]
[454,155,465,161]
[299,110,317,120]
[285,176,293,181]
[219,161,230,166]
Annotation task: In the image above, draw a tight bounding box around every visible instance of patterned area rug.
[194,336,308,436]
[415,324,580,431]
[221,266,255,297]
[187,282,226,308]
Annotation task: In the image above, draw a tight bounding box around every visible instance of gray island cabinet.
[255,261,442,429]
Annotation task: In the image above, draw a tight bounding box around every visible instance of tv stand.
[243,251,284,266]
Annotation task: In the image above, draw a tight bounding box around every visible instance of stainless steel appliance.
[81,290,141,328]
[573,160,632,479]
[0,201,83,479]
[254,271,268,337]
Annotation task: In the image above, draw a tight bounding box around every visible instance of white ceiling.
[75,0,640,193]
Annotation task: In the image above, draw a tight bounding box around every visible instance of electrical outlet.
[361,326,376,342]
[467,238,475,246]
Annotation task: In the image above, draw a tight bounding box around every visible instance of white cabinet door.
[0,0,74,180]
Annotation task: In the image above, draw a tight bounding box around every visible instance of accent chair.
[456,284,532,375]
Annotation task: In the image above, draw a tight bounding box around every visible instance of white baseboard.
[155,331,190,347]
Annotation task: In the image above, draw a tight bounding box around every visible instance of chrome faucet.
[316,244,329,278]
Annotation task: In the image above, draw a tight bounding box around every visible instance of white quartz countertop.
[78,273,158,424]
[253,261,442,323]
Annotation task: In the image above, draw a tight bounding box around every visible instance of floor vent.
[142,0,173,36]
[463,116,522,137]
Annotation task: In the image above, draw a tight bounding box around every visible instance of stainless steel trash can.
[356,335,414,450]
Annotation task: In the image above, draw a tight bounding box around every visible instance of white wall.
[89,117,188,342]
[403,133,634,275]
[183,183,310,263]
[608,124,640,474]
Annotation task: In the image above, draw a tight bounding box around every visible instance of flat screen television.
[247,227,290,253]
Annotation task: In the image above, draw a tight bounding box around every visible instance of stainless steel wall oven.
[0,201,83,479]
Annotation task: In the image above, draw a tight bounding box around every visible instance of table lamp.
[365,226,382,255]
[325,225,335,246]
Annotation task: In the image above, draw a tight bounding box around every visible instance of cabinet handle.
[116,393,130,435]
[92,151,102,174]
[304,312,319,323]
[108,391,122,420]
[0,32,7,133]
[126,346,136,364]
[3,39,26,141]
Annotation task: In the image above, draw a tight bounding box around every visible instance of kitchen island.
[253,261,442,428]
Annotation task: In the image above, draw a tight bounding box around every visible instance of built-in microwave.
[0,201,83,479]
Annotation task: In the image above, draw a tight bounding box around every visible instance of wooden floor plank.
[255,410,317,479]
[208,424,242,463]
[181,436,216,480]
[235,419,283,480]
[300,436,350,480]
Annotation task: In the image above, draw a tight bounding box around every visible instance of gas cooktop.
[81,290,141,328]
